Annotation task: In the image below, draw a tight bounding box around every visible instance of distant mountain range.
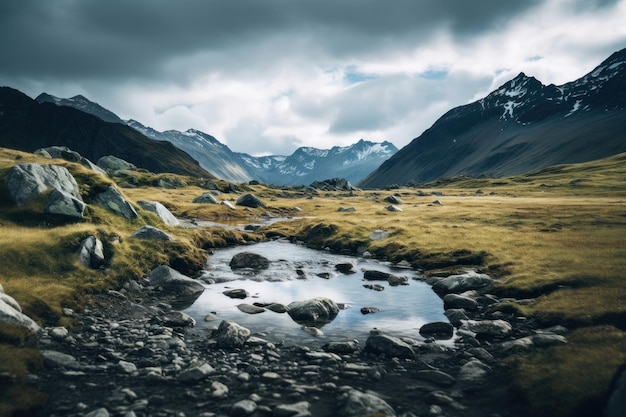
[34,94,397,185]
[359,48,626,188]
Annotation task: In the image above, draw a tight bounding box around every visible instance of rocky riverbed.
[28,251,575,417]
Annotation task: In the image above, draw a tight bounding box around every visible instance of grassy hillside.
[1,147,625,416]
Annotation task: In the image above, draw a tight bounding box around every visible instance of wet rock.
[301,326,324,336]
[5,163,81,206]
[339,389,396,417]
[273,401,311,417]
[236,193,266,208]
[84,408,110,417]
[137,200,179,226]
[215,320,251,349]
[93,185,139,220]
[419,322,454,339]
[192,193,219,204]
[178,363,214,384]
[363,284,385,291]
[131,225,173,241]
[223,288,249,299]
[360,307,380,315]
[363,270,393,281]
[457,359,491,392]
[231,399,257,417]
[161,311,196,327]
[387,274,409,286]
[117,360,137,374]
[335,263,355,274]
[287,297,339,326]
[442,294,479,311]
[42,350,81,369]
[265,303,289,313]
[365,331,415,359]
[211,380,229,398]
[444,309,469,327]
[237,304,266,314]
[147,265,205,297]
[78,236,105,269]
[432,271,493,294]
[44,189,86,218]
[322,341,359,354]
[414,370,456,387]
[230,252,270,270]
[461,319,512,337]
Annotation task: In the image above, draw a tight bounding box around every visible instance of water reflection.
[184,240,449,346]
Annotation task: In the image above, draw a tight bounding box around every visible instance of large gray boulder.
[78,236,105,269]
[96,155,137,175]
[0,295,41,333]
[131,225,173,241]
[147,265,205,297]
[339,389,396,417]
[432,271,493,294]
[35,146,106,175]
[461,319,512,337]
[215,320,251,349]
[287,297,339,326]
[93,185,138,220]
[235,193,266,208]
[137,201,179,226]
[5,163,81,206]
[229,252,270,270]
[364,331,415,359]
[192,193,219,204]
[44,189,86,219]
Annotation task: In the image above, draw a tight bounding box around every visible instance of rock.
[117,360,137,374]
[530,333,568,347]
[211,381,229,398]
[78,236,105,269]
[223,289,249,299]
[236,193,266,208]
[301,326,323,336]
[606,365,626,417]
[384,195,403,204]
[432,199,443,205]
[363,284,385,291]
[432,271,493,294]
[273,401,311,417]
[387,275,408,286]
[178,363,214,384]
[287,297,339,326]
[363,270,393,281]
[335,263,355,274]
[44,189,86,218]
[385,204,403,212]
[337,206,356,212]
[192,193,219,204]
[84,408,110,417]
[137,200,179,226]
[147,265,205,297]
[237,304,266,314]
[339,389,396,417]
[419,322,454,339]
[93,185,138,220]
[369,229,389,240]
[461,319,512,337]
[97,155,137,175]
[222,200,236,210]
[365,332,415,359]
[131,225,173,241]
[310,178,354,191]
[231,399,257,417]
[442,294,479,311]
[5,163,81,206]
[162,311,196,327]
[0,296,41,333]
[265,303,289,313]
[444,309,469,327]
[457,359,491,391]
[360,307,380,315]
[215,320,251,349]
[415,370,456,387]
[42,350,80,369]
[322,341,359,354]
[230,252,270,270]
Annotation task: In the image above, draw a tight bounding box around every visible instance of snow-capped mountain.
[36,93,125,124]
[360,48,626,188]
[238,139,398,186]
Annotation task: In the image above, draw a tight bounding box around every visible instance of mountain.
[238,139,398,186]
[126,120,254,183]
[36,93,125,124]
[0,87,211,178]
[359,48,626,188]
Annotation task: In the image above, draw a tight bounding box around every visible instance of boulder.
[363,270,393,281]
[230,399,257,417]
[93,185,138,220]
[360,307,381,315]
[44,189,86,219]
[162,311,196,327]
[0,296,41,333]
[337,206,356,212]
[310,178,354,191]
[443,294,479,311]
[237,304,266,314]
[384,195,403,204]
[192,193,218,204]
[457,359,491,392]
[223,289,249,299]
[273,401,311,417]
[147,265,205,297]
[137,200,179,226]
[229,252,270,270]
[35,146,106,175]
[335,263,355,274]
[215,320,251,349]
[387,274,408,286]
[131,225,173,241]
[339,389,396,417]
[322,341,359,354]
[236,193,266,208]
[363,284,385,291]
[385,204,403,212]
[42,350,80,369]
[221,200,236,210]
[265,303,289,313]
[432,271,493,294]
[444,309,469,327]
[5,163,81,206]
[461,319,512,337]
[78,236,105,269]
[178,363,214,384]
[96,155,137,175]
[364,331,415,359]
[287,297,340,326]
[414,370,456,387]
[419,322,454,339]
[369,229,389,240]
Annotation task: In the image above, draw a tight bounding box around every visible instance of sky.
[1,0,625,156]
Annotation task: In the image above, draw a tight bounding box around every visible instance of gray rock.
[78,236,105,269]
[419,322,454,339]
[231,399,257,417]
[443,294,479,311]
[230,252,270,270]
[137,200,179,226]
[42,350,80,369]
[339,389,396,417]
[385,204,403,212]
[461,319,512,337]
[84,408,110,417]
[415,370,456,387]
[0,297,41,333]
[236,193,266,208]
[322,341,359,354]
[365,332,415,359]
[335,263,355,274]
[192,193,219,204]
[162,311,196,327]
[369,229,389,240]
[287,297,339,326]
[384,195,403,204]
[178,363,214,383]
[222,200,236,210]
[0,294,21,312]
[273,401,311,417]
[363,270,393,281]
[337,206,356,212]
[131,225,173,241]
[444,309,469,327]
[117,360,137,374]
[457,359,491,391]
[360,307,380,315]
[215,320,251,349]
[5,163,81,206]
[530,333,568,347]
[387,274,408,286]
[44,189,86,218]
[432,271,493,294]
[237,304,266,314]
[97,155,137,175]
[147,265,205,297]
[607,365,626,417]
[363,284,385,291]
[223,289,249,299]
[93,185,138,220]
[266,303,289,313]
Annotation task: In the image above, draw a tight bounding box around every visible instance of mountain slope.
[0,87,211,178]
[359,48,626,188]
[36,93,126,124]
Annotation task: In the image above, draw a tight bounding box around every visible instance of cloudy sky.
[1,0,625,156]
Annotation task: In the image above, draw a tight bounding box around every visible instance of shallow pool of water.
[183,240,449,346]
